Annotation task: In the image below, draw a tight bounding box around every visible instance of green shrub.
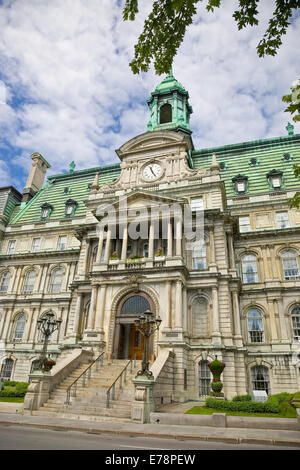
[2,381,18,387]
[0,381,29,397]
[205,397,280,414]
[232,394,251,402]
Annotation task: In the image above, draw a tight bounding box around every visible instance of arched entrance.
[112,292,155,360]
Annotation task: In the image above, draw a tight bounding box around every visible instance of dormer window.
[282,153,292,162]
[232,174,248,194]
[267,169,283,190]
[40,203,53,220]
[63,187,70,194]
[249,157,259,166]
[65,199,77,217]
[219,162,227,170]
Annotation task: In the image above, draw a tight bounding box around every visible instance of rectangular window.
[192,243,206,270]
[276,211,290,229]
[7,240,16,254]
[190,197,204,212]
[31,238,40,252]
[57,236,67,251]
[239,216,251,233]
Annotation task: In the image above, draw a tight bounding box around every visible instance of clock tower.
[146,68,193,136]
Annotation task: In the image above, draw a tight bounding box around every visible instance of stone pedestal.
[131,376,155,424]
[23,371,52,412]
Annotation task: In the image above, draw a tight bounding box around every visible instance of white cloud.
[0,0,299,186]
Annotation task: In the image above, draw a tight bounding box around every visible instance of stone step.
[31,410,131,423]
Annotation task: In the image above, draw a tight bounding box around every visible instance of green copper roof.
[192,133,300,198]
[152,68,188,96]
[9,164,121,225]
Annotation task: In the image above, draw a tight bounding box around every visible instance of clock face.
[143,163,162,180]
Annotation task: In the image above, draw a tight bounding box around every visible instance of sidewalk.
[0,410,299,447]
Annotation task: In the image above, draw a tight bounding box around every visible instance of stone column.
[95,285,107,332]
[148,221,155,259]
[96,229,104,263]
[276,298,288,341]
[175,218,182,257]
[121,224,128,262]
[103,227,112,263]
[72,293,83,337]
[166,281,172,328]
[175,280,183,329]
[262,245,271,281]
[87,285,98,330]
[270,246,279,280]
[209,225,217,269]
[232,289,242,338]
[25,307,34,342]
[0,308,9,339]
[226,229,236,272]
[36,265,44,292]
[61,263,70,291]
[212,286,221,344]
[167,219,173,257]
[82,239,91,274]
[9,266,19,293]
[1,308,12,340]
[267,298,279,342]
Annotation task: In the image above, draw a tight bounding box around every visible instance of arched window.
[0,271,11,294]
[0,358,14,381]
[23,270,36,294]
[291,306,300,341]
[160,103,172,124]
[251,365,270,395]
[247,309,264,343]
[241,254,258,283]
[30,359,41,373]
[281,250,299,280]
[199,361,212,396]
[49,268,64,293]
[120,295,150,316]
[192,242,206,270]
[14,313,26,340]
[192,298,208,336]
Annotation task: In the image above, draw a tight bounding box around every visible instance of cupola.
[146,68,193,136]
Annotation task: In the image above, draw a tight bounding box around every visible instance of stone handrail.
[24,348,93,412]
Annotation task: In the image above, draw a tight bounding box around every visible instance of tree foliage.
[123,0,300,75]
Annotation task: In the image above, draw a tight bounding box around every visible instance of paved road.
[0,424,298,451]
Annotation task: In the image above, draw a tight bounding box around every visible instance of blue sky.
[0,0,299,193]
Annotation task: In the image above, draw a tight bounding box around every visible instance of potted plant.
[208,359,225,397]
[154,247,165,261]
[127,255,143,264]
[109,251,119,264]
[42,358,56,372]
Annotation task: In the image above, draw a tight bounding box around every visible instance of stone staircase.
[32,358,141,422]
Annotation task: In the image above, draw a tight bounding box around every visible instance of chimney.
[22,153,51,202]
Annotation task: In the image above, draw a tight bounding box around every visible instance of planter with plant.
[154,247,165,261]
[42,358,56,372]
[127,255,144,264]
[109,251,119,264]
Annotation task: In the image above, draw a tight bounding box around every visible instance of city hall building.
[0,71,300,404]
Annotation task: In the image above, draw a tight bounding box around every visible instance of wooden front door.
[129,324,144,360]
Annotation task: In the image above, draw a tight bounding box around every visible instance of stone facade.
[0,71,300,402]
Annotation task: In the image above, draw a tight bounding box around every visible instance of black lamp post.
[135,309,162,379]
[37,312,62,371]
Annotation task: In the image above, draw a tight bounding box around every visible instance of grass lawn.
[185,406,295,418]
[0,397,24,403]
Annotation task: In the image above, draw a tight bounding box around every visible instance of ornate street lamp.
[36,312,62,372]
[135,309,162,379]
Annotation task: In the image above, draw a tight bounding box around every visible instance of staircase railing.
[106,355,136,408]
[65,351,106,405]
